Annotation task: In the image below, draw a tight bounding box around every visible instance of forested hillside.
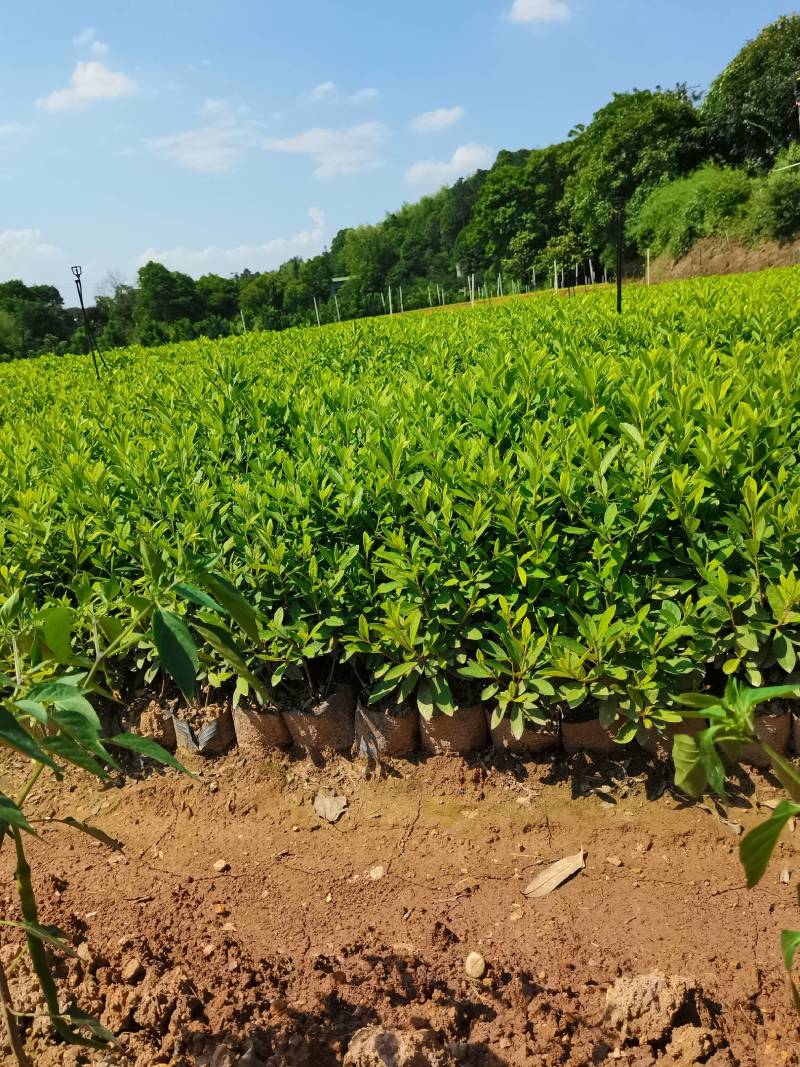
[3,14,800,360]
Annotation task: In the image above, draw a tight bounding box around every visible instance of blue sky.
[1,0,795,299]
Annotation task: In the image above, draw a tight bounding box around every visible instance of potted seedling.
[267,610,355,754]
[458,597,558,754]
[367,601,486,756]
[344,613,419,759]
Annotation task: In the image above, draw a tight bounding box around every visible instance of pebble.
[121,957,145,983]
[369,865,386,880]
[606,855,623,867]
[203,944,216,958]
[213,859,230,873]
[77,942,92,963]
[464,951,487,979]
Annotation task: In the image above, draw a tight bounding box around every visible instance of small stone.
[203,944,216,958]
[214,903,229,915]
[606,855,623,867]
[780,868,791,885]
[213,859,230,873]
[208,781,219,793]
[464,951,487,979]
[121,957,145,984]
[369,865,386,880]
[76,942,92,963]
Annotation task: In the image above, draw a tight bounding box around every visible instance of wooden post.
[334,293,341,322]
[388,286,393,315]
[240,308,247,333]
[380,292,386,311]
[554,262,558,292]
[313,296,321,327]
[399,286,404,313]
[428,284,432,307]
[646,248,651,286]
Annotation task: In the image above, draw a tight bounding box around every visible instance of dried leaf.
[524,850,585,898]
[313,792,348,823]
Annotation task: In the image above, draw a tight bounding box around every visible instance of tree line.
[3,14,800,361]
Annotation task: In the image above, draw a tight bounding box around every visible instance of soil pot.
[355,701,419,759]
[419,704,488,756]
[136,701,177,752]
[172,705,235,757]
[640,717,705,760]
[233,704,291,754]
[489,713,559,755]
[561,717,619,755]
[283,685,356,754]
[737,709,791,768]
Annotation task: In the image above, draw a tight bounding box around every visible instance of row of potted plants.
[140,680,800,764]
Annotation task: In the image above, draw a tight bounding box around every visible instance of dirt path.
[1,749,798,1065]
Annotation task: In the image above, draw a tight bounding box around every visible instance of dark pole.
[71,265,107,379]
[612,195,624,314]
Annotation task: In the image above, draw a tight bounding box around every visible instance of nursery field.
[2,267,800,1065]
[2,268,800,741]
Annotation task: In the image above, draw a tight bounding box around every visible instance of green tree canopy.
[702,15,800,168]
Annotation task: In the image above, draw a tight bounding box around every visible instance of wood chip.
[524,850,585,898]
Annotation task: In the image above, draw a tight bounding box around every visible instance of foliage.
[561,87,705,259]
[2,270,800,742]
[671,679,800,1009]
[629,165,754,258]
[702,14,800,168]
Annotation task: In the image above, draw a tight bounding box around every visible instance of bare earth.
[1,748,798,1066]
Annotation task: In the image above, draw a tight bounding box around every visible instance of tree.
[562,87,704,258]
[136,262,201,329]
[702,15,800,168]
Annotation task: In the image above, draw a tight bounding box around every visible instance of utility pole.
[71,266,107,379]
[612,195,625,314]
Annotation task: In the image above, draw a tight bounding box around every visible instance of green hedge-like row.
[2,269,800,743]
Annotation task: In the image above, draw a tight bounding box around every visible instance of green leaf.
[0,705,60,772]
[510,707,525,740]
[192,621,269,703]
[41,735,109,779]
[428,673,454,714]
[417,678,434,720]
[697,728,727,797]
[27,682,98,724]
[13,699,47,724]
[773,633,797,674]
[0,589,22,623]
[64,1001,117,1046]
[141,539,166,584]
[672,733,708,797]
[740,801,800,888]
[152,608,198,700]
[40,606,74,662]
[198,573,259,642]
[781,929,800,973]
[0,920,77,956]
[739,684,800,710]
[174,582,223,614]
[108,733,195,776]
[0,792,35,835]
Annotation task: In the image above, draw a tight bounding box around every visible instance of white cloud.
[147,101,260,173]
[508,0,570,22]
[305,82,378,105]
[404,143,493,190]
[267,121,389,177]
[134,207,326,276]
[0,228,63,282]
[310,81,337,101]
[411,106,464,133]
[73,27,110,56]
[37,61,136,112]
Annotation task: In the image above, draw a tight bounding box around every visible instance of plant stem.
[15,764,44,809]
[0,959,30,1067]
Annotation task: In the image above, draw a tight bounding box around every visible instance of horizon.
[2,0,795,300]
